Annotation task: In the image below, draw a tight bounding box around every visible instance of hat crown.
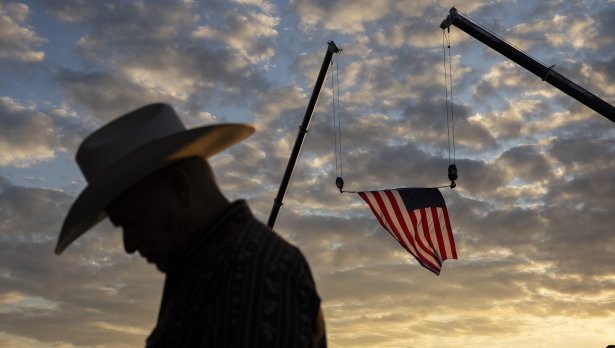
[76,103,185,182]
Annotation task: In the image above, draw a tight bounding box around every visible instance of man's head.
[56,103,254,256]
[106,157,228,273]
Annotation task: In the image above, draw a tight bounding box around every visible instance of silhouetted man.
[56,103,326,347]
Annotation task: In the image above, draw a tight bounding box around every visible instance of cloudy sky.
[1,0,615,347]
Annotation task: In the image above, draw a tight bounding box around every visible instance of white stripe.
[390,190,439,266]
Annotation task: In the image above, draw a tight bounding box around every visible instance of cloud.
[0,176,163,347]
[192,8,280,65]
[55,69,175,122]
[496,144,552,183]
[47,1,277,124]
[38,0,110,23]
[511,14,611,51]
[73,1,199,53]
[0,2,46,63]
[291,0,391,34]
[0,97,54,166]
[548,136,615,175]
[0,96,89,167]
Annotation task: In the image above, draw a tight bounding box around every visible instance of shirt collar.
[169,200,251,271]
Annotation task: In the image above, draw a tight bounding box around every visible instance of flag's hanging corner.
[358,187,457,276]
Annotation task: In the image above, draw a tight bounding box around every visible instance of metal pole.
[267,41,341,228]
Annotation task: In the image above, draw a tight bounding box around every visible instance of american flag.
[358,187,457,275]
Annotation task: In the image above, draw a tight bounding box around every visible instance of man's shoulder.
[236,216,306,269]
[222,200,299,252]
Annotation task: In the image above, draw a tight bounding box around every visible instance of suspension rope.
[443,30,452,164]
[336,55,343,179]
[330,52,346,192]
[443,29,458,188]
[331,54,343,179]
[331,44,456,194]
[448,32,456,164]
[331,56,339,176]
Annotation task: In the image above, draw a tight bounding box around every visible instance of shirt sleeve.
[247,245,324,348]
[290,249,323,347]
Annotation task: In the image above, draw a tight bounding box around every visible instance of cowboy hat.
[55,103,254,254]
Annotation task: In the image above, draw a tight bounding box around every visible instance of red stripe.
[372,191,411,254]
[384,190,421,258]
[442,208,457,259]
[431,207,448,259]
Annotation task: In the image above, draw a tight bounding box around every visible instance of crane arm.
[267,41,341,228]
[440,7,615,123]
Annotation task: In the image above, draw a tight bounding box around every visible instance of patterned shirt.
[145,200,325,347]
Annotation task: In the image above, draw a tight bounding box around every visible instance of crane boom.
[267,41,341,228]
[440,7,615,123]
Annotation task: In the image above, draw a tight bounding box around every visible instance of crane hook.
[336,176,344,193]
[448,164,458,188]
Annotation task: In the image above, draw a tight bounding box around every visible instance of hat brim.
[55,123,254,254]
